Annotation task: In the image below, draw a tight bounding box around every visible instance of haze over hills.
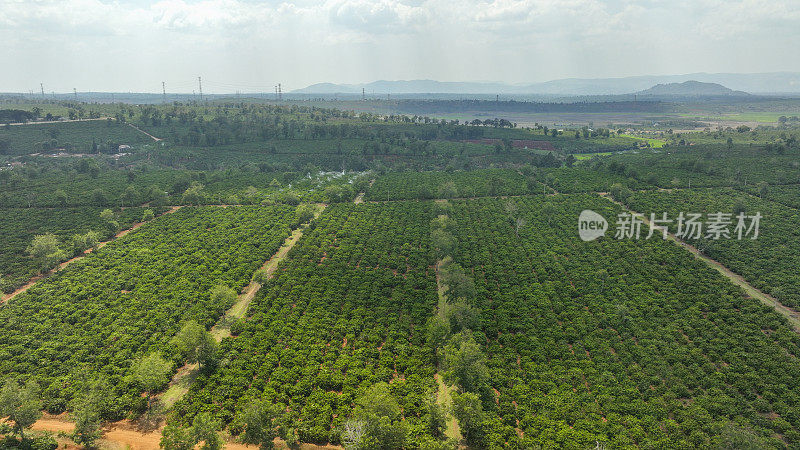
[293,72,800,96]
[635,81,751,97]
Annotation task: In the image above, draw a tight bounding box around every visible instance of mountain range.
[292,72,800,96]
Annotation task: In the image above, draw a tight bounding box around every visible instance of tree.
[341,419,367,450]
[609,183,632,203]
[342,383,408,449]
[149,186,168,206]
[100,208,119,233]
[541,203,557,226]
[161,423,197,450]
[437,181,458,199]
[171,321,204,361]
[431,214,453,231]
[54,189,68,206]
[192,412,223,450]
[142,209,155,222]
[182,182,205,205]
[131,352,172,408]
[423,393,447,439]
[451,391,484,445]
[211,285,237,308]
[71,379,109,448]
[757,182,768,199]
[443,333,489,394]
[90,188,108,206]
[425,315,451,360]
[431,229,456,259]
[715,422,769,449]
[443,299,480,334]
[295,204,316,224]
[122,185,138,207]
[27,233,67,271]
[99,208,115,222]
[0,380,42,440]
[439,257,476,301]
[171,321,218,372]
[239,399,281,449]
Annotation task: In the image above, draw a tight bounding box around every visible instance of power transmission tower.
[362,87,365,101]
[198,76,203,102]
[278,83,282,101]
[162,81,166,104]
[275,85,278,100]
[40,83,44,98]
[74,88,77,100]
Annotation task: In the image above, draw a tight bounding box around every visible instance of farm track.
[433,259,463,443]
[126,123,162,141]
[31,415,339,450]
[161,203,327,407]
[32,204,334,450]
[0,206,181,305]
[599,193,800,333]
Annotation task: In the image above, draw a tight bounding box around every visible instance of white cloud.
[0,0,798,91]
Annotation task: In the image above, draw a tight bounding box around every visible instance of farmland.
[174,202,441,445]
[444,195,800,448]
[0,119,151,155]
[1,98,800,450]
[0,206,163,293]
[0,205,299,414]
[622,188,800,308]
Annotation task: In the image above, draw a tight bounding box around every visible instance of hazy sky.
[2,0,799,93]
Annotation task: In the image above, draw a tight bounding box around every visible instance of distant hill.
[293,72,800,96]
[636,80,750,97]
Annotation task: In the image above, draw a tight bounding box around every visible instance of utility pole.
[162,81,166,104]
[198,76,203,103]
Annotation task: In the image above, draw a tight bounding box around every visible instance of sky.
[1,0,799,93]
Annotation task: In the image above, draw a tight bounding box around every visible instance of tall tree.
[132,352,172,409]
[0,380,42,440]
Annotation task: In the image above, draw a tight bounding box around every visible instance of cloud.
[0,0,799,91]
[326,0,431,35]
